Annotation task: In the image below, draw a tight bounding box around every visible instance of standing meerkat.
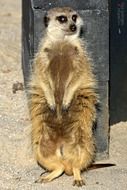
[27,7,98,186]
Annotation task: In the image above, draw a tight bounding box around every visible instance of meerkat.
[27,7,98,187]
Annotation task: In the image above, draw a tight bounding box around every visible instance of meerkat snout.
[70,24,77,32]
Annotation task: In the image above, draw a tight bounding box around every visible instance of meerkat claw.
[49,105,56,113]
[62,104,70,113]
[73,179,86,187]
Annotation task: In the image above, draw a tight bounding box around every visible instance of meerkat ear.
[44,14,50,27]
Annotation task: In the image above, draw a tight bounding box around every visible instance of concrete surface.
[0,1,127,190]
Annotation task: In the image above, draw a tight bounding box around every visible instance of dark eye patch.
[72,14,77,22]
[56,15,68,23]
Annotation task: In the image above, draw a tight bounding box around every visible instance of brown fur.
[27,8,98,187]
[28,41,98,186]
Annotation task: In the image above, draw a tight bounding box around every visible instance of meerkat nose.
[70,24,77,32]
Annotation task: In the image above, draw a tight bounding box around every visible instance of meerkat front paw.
[48,104,56,113]
[62,103,70,113]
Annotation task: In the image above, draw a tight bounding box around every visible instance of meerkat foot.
[73,179,85,187]
[40,170,48,176]
[35,168,64,183]
[72,168,85,187]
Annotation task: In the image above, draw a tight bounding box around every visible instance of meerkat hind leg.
[35,167,64,183]
[72,168,85,187]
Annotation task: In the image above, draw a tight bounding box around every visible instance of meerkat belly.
[48,45,74,107]
[40,133,66,159]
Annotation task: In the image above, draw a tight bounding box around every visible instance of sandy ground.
[0,1,127,190]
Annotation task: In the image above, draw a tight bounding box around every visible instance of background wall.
[110,0,127,124]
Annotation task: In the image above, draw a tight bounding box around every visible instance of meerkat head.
[44,7,83,40]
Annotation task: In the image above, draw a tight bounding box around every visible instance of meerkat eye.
[72,14,77,22]
[56,15,68,23]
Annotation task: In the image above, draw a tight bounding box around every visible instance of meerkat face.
[44,7,83,39]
